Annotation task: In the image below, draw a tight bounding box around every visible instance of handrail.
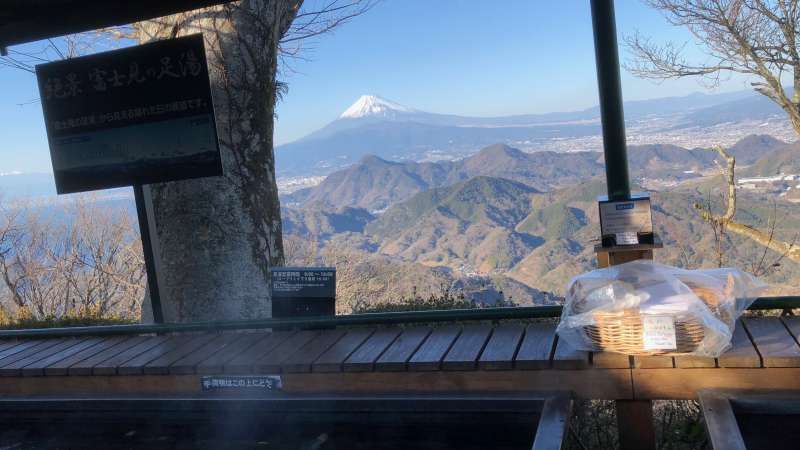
[0,296,797,339]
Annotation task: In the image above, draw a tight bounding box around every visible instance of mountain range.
[283,135,792,212]
[275,91,789,177]
[282,134,800,306]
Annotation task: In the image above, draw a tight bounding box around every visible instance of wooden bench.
[0,317,798,399]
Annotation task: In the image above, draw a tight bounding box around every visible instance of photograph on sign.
[35,34,222,194]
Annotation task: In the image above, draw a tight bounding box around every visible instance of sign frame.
[35,33,222,195]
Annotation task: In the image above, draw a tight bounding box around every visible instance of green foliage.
[0,314,134,330]
[352,285,516,314]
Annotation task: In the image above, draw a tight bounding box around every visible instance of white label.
[599,198,653,236]
[201,375,282,391]
[615,232,638,245]
[642,315,677,350]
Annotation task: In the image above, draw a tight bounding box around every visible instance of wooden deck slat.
[718,320,761,368]
[0,339,50,363]
[442,324,492,371]
[407,326,460,372]
[552,335,590,370]
[90,336,167,375]
[195,333,267,374]
[142,334,218,375]
[675,355,716,368]
[0,339,64,369]
[515,323,557,369]
[118,336,194,375]
[45,337,131,376]
[224,332,295,374]
[254,330,320,373]
[780,316,800,345]
[592,352,631,369]
[0,340,25,356]
[281,330,347,373]
[169,333,243,375]
[312,328,374,373]
[0,339,87,377]
[21,337,105,377]
[743,317,800,367]
[633,355,674,369]
[68,336,151,376]
[344,328,401,373]
[375,327,431,372]
[479,323,524,370]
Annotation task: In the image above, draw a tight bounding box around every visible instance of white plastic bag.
[556,260,766,357]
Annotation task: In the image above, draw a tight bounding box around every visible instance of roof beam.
[0,0,234,48]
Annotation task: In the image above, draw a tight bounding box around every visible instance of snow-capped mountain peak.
[339,95,416,119]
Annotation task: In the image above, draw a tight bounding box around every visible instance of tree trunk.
[137,1,300,322]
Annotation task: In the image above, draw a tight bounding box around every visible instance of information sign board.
[36,34,222,194]
[270,267,336,318]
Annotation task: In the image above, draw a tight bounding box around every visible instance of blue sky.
[0,0,753,173]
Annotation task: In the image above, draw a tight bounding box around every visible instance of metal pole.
[590,0,631,201]
[133,184,164,323]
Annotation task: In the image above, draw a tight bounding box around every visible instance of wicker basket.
[577,282,727,356]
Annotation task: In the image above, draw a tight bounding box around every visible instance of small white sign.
[598,196,653,242]
[615,232,639,245]
[201,375,282,391]
[642,315,677,351]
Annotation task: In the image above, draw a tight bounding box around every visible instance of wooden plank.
[407,325,460,372]
[0,339,63,369]
[118,336,194,375]
[0,340,53,365]
[781,316,800,344]
[21,337,105,377]
[743,317,800,367]
[633,355,673,369]
[552,335,589,370]
[374,327,431,372]
[441,324,492,371]
[283,369,634,400]
[142,334,217,375]
[478,323,524,370]
[698,391,746,450]
[169,333,242,375]
[90,336,167,375]
[674,354,716,368]
[343,328,401,372]
[592,352,631,369]
[0,339,88,377]
[312,328,374,373]
[632,368,800,399]
[281,329,347,373]
[0,340,25,356]
[254,330,320,373]
[514,323,557,369]
[617,400,656,450]
[224,332,295,374]
[46,336,131,376]
[718,320,761,368]
[195,333,267,374]
[68,336,151,376]
[532,395,573,450]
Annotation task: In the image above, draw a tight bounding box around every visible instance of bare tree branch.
[693,144,800,263]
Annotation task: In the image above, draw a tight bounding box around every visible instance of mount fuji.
[274,91,784,177]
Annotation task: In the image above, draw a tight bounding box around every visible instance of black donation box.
[270,267,336,318]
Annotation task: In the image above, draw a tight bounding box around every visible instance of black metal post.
[133,184,164,323]
[590,0,631,201]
